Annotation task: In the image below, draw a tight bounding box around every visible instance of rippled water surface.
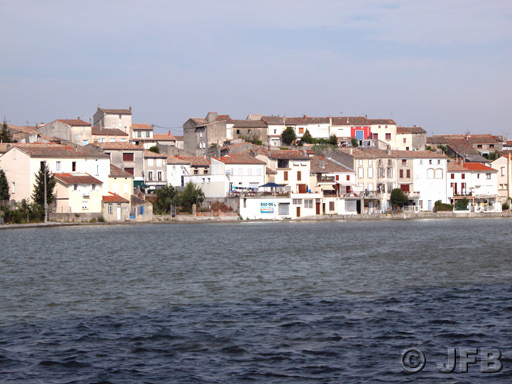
[1,219,512,382]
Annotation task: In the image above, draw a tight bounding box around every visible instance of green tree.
[281,126,296,145]
[0,121,14,143]
[455,198,469,211]
[32,162,56,211]
[155,185,180,214]
[328,134,338,146]
[300,129,313,144]
[351,138,359,147]
[0,169,9,201]
[390,188,409,209]
[148,145,160,153]
[487,151,500,161]
[180,182,205,213]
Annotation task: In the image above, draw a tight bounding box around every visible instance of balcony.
[406,191,420,199]
[317,175,336,183]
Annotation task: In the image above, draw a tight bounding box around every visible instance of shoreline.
[1,211,511,230]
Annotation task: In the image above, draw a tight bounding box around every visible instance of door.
[116,205,122,221]
[296,206,301,218]
[316,202,321,215]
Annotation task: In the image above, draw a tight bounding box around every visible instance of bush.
[148,145,160,153]
[455,198,469,211]
[502,203,509,211]
[434,200,453,212]
[98,216,106,222]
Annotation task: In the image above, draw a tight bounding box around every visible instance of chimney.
[206,112,218,123]
[168,130,171,136]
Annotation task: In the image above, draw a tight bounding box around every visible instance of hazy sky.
[2,1,511,137]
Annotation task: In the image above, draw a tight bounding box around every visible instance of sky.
[1,0,511,137]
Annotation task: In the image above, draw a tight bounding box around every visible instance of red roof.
[54,173,102,185]
[462,162,497,172]
[102,193,129,203]
[132,123,153,130]
[154,132,176,141]
[57,119,90,126]
[215,153,266,165]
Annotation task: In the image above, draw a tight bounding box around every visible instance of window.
[156,159,162,167]
[329,201,335,211]
[304,199,313,208]
[157,171,163,181]
[451,173,455,179]
[436,169,443,179]
[427,169,434,179]
[74,184,78,191]
[489,144,494,149]
[92,184,96,191]
[12,181,15,193]
[72,161,77,172]
[284,171,288,181]
[99,138,105,143]
[387,168,393,178]
[125,168,134,175]
[358,167,364,178]
[96,164,99,176]
[368,160,373,166]
[501,167,505,176]
[148,171,153,181]
[137,131,142,138]
[82,140,88,145]
[108,204,113,215]
[293,199,302,205]
[204,169,208,175]
[274,129,277,134]
[148,158,154,166]
[402,159,407,166]
[486,173,491,180]
[299,128,304,134]
[358,159,363,166]
[461,174,465,179]
[368,167,373,178]
[400,169,404,178]
[477,144,482,149]
[146,131,150,138]
[437,160,441,164]
[297,171,301,181]
[123,153,134,161]
[110,138,115,142]
[403,138,407,143]
[385,133,391,140]
[346,175,350,181]
[406,169,411,178]
[56,161,61,172]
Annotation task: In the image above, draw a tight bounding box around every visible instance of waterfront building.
[93,107,133,137]
[490,154,512,205]
[37,119,92,146]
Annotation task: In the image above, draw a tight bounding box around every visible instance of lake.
[1,219,512,382]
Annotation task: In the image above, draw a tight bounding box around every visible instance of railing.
[317,175,336,183]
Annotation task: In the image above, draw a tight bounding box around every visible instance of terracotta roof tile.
[132,123,153,130]
[215,153,266,165]
[154,133,176,141]
[390,150,447,159]
[93,142,143,150]
[462,162,497,172]
[267,150,310,160]
[57,119,90,126]
[110,164,134,178]
[175,156,211,166]
[102,193,130,203]
[144,150,168,158]
[91,127,129,136]
[99,108,132,115]
[397,126,427,134]
[54,173,102,185]
[367,119,396,125]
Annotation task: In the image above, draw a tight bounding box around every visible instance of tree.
[148,145,160,154]
[155,185,180,214]
[300,129,313,144]
[281,126,296,145]
[328,134,338,146]
[32,162,56,211]
[390,188,409,209]
[180,182,205,213]
[0,121,14,143]
[351,138,359,147]
[0,169,9,201]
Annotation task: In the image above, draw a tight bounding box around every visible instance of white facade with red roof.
[54,173,103,214]
[37,119,92,146]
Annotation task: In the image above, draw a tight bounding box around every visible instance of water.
[1,219,512,382]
